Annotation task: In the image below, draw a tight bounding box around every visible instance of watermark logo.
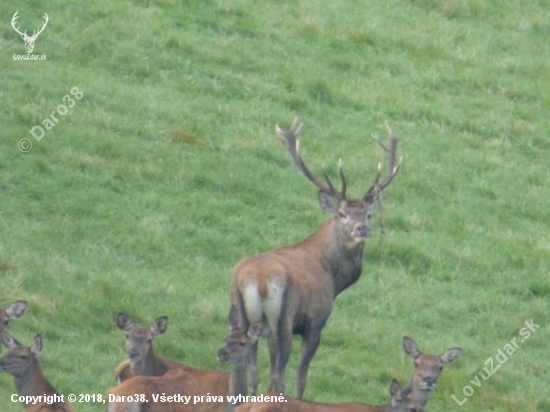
[11,11,48,60]
[451,319,539,406]
[18,87,83,152]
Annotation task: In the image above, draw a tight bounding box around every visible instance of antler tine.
[364,163,381,198]
[276,118,345,200]
[364,122,403,199]
[338,158,346,198]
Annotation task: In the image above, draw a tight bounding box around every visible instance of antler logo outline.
[11,11,49,54]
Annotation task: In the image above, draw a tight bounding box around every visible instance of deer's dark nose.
[217,348,229,362]
[127,349,139,360]
[423,377,436,387]
[356,224,370,238]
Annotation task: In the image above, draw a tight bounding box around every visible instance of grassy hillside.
[1,0,549,411]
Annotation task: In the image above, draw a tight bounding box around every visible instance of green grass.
[1,0,549,411]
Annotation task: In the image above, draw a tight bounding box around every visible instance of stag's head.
[117,313,167,363]
[11,11,49,54]
[276,118,402,246]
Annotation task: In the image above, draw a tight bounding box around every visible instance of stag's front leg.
[295,321,325,399]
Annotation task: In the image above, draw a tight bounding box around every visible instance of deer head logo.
[11,11,49,54]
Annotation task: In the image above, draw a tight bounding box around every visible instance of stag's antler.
[276,117,346,201]
[364,121,403,200]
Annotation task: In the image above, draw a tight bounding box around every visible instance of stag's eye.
[337,210,347,219]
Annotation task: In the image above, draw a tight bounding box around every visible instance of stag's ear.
[318,191,339,214]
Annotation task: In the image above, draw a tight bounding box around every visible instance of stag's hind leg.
[295,320,325,399]
[269,316,293,394]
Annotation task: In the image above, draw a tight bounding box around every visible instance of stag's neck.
[14,361,57,401]
[131,347,169,377]
[403,377,432,408]
[302,218,364,296]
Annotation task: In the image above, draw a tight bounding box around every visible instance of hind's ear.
[403,336,420,358]
[441,347,461,364]
[7,300,28,319]
[31,334,43,357]
[151,316,168,337]
[117,313,134,331]
[1,332,20,349]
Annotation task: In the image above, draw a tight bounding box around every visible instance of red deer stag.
[0,300,28,335]
[106,322,262,412]
[402,336,461,408]
[230,118,402,398]
[114,313,181,382]
[0,333,74,412]
[235,379,422,412]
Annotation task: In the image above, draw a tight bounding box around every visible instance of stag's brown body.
[0,333,73,412]
[230,119,402,398]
